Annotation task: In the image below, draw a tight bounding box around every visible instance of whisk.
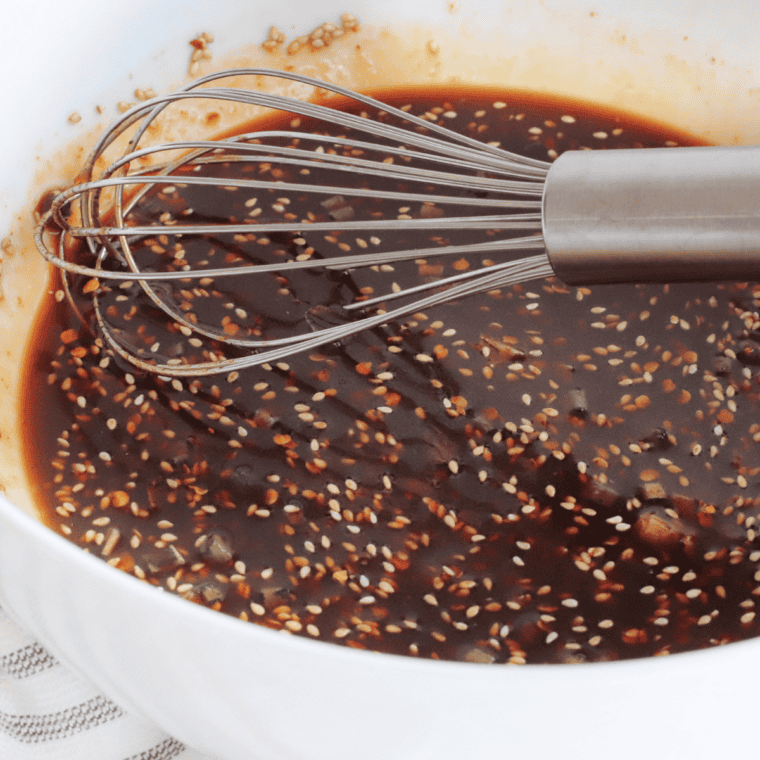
[35,68,760,377]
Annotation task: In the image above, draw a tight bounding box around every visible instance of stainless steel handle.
[542,144,760,284]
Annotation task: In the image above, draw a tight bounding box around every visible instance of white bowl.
[2,2,760,759]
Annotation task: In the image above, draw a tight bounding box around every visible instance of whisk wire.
[109,68,552,170]
[35,68,557,376]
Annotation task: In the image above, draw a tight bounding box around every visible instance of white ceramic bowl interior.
[2,2,760,759]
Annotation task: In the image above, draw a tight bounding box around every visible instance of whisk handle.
[542,144,760,284]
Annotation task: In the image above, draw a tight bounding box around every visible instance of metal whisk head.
[35,68,555,377]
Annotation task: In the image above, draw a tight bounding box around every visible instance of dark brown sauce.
[23,86,760,664]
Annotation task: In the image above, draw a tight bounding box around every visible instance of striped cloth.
[0,606,216,760]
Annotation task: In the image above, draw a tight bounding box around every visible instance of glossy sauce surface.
[24,87,760,664]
